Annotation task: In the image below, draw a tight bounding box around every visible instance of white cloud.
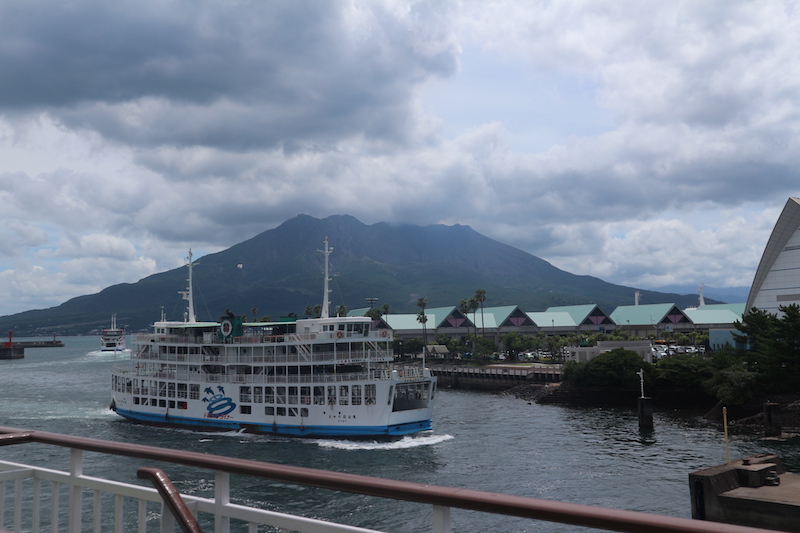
[0,0,799,315]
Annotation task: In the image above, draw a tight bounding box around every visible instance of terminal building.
[746,197,800,315]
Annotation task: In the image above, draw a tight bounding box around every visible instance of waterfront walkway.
[428,363,561,389]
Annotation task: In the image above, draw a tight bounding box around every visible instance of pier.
[429,364,561,390]
[690,453,800,531]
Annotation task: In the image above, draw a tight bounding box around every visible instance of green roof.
[683,306,743,326]
[526,311,578,328]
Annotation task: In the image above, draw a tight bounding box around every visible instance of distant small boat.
[96,315,130,354]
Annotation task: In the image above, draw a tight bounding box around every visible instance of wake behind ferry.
[110,239,437,437]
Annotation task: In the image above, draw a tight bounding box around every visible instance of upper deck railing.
[0,425,776,533]
[133,330,391,346]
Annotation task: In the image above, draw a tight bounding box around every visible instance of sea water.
[1,336,798,532]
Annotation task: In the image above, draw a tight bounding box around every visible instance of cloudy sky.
[1,0,798,315]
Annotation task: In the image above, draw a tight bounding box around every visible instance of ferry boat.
[97,314,129,354]
[110,239,437,437]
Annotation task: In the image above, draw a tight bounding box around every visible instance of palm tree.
[474,289,486,337]
[469,297,479,343]
[335,304,347,317]
[416,297,428,364]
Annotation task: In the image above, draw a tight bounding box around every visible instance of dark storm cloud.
[0,1,458,150]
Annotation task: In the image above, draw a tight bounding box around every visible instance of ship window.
[313,386,325,405]
[190,384,200,400]
[254,386,263,403]
[178,402,187,410]
[277,407,286,416]
[168,383,176,398]
[301,408,308,417]
[159,400,167,408]
[240,405,252,415]
[141,398,148,406]
[159,382,167,397]
[339,386,349,405]
[300,386,311,405]
[265,406,274,416]
[134,397,140,405]
[351,385,362,406]
[276,387,286,404]
[177,384,187,399]
[288,387,298,404]
[169,401,175,409]
[288,408,298,417]
[365,384,376,405]
[240,386,252,403]
[265,387,275,403]
[327,385,336,405]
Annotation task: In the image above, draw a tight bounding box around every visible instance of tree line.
[561,304,800,407]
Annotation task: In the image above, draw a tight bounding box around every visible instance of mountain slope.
[0,214,712,335]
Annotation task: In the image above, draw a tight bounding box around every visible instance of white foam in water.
[83,350,131,360]
[315,433,454,450]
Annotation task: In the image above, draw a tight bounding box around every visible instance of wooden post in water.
[636,369,653,430]
[763,402,782,437]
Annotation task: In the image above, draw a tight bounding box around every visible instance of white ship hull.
[111,375,433,437]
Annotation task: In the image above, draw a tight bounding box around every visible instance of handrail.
[0,425,776,533]
[138,467,203,533]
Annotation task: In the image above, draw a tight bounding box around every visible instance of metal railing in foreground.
[0,426,777,533]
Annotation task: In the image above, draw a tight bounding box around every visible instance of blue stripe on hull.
[114,408,432,438]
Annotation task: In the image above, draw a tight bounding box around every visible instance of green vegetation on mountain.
[0,214,712,336]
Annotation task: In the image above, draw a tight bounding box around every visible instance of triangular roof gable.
[427,306,473,329]
[546,304,614,326]
[490,306,535,327]
[504,307,536,327]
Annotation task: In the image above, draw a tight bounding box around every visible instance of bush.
[565,348,652,389]
[652,354,714,391]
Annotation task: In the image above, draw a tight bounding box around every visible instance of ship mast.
[179,249,197,323]
[318,237,333,319]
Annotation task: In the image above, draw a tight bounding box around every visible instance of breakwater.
[0,338,65,359]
